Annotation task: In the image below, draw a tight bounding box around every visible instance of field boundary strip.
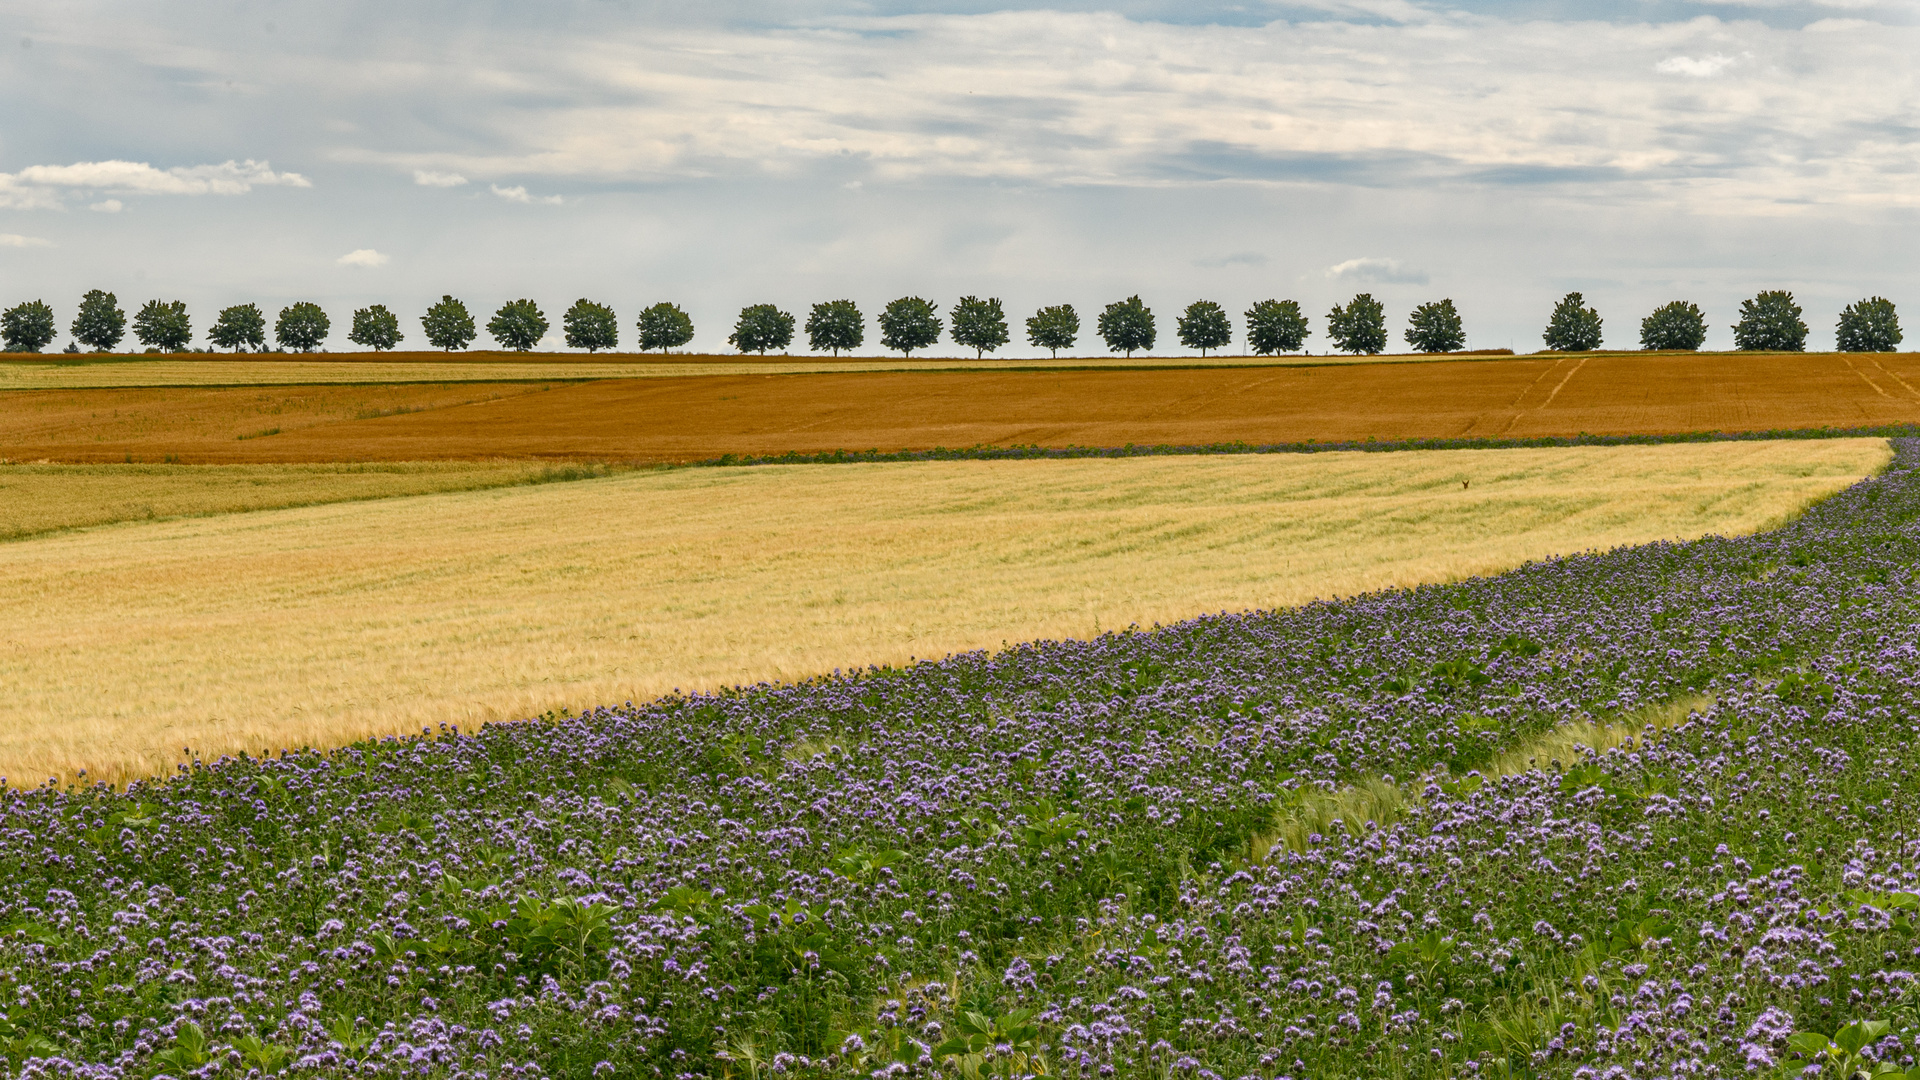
[687,420,1920,469]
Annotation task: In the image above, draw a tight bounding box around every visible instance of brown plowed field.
[3,352,1918,463]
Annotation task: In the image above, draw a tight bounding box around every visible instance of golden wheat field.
[0,438,1888,786]
[0,461,624,540]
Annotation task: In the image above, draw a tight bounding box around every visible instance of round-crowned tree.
[950,296,1009,358]
[348,305,403,351]
[1097,296,1156,357]
[275,302,330,352]
[1639,301,1707,351]
[1732,291,1807,352]
[1326,294,1387,355]
[421,296,477,351]
[209,304,268,351]
[1244,299,1310,355]
[1836,297,1902,353]
[806,300,863,356]
[71,290,126,352]
[879,297,942,357]
[134,300,194,352]
[1177,300,1231,356]
[1,300,57,353]
[562,299,618,352]
[729,304,795,355]
[489,299,549,351]
[1404,299,1464,353]
[636,302,695,353]
[1026,304,1079,358]
[1543,292,1603,351]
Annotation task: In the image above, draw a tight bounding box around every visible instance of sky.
[1,0,1916,355]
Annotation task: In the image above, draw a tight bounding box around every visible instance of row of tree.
[0,289,1904,356]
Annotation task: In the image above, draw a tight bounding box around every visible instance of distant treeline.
[0,289,1904,356]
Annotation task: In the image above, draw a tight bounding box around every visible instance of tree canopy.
[1097,296,1155,357]
[806,300,864,356]
[1836,297,1902,353]
[950,296,1010,358]
[1176,301,1231,356]
[209,304,268,352]
[422,296,477,351]
[133,300,193,353]
[562,299,618,353]
[1732,291,1807,352]
[729,304,795,354]
[1404,299,1465,353]
[1543,292,1603,351]
[1244,300,1310,355]
[348,305,402,352]
[636,303,695,354]
[489,299,549,351]
[879,297,942,357]
[71,290,125,352]
[1639,301,1707,351]
[275,302,330,352]
[1,300,57,353]
[1025,305,1078,358]
[1326,294,1387,355]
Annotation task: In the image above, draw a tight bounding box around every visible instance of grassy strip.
[694,421,1920,468]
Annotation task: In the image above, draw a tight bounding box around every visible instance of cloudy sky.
[1,0,1916,354]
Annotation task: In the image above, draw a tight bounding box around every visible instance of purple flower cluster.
[5,442,1920,1079]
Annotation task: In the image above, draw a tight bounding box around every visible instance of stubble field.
[0,438,1884,787]
[3,351,1920,462]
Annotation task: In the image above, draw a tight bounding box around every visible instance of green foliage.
[878,296,942,357]
[275,302,330,352]
[806,300,864,355]
[1244,298,1310,355]
[1,300,57,353]
[1025,304,1079,358]
[209,304,268,351]
[489,299,549,351]
[70,289,126,352]
[636,302,695,353]
[1639,300,1707,351]
[1326,293,1387,354]
[562,299,618,353]
[421,295,477,351]
[729,304,795,355]
[950,296,1010,358]
[1097,295,1155,357]
[133,299,193,352]
[1733,290,1808,352]
[347,304,402,351]
[1837,296,1903,353]
[1176,299,1232,355]
[1405,298,1465,353]
[1543,291,1604,351]
[931,1008,1044,1079]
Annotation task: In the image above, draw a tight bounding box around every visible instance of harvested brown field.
[1,351,1917,463]
[0,438,1884,785]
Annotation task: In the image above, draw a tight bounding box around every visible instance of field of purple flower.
[7,443,1920,1080]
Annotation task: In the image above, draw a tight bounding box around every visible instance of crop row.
[0,289,1904,358]
[3,446,1920,1079]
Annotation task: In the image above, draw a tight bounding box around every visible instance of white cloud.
[1326,257,1428,285]
[336,248,390,267]
[412,170,468,187]
[0,234,53,248]
[0,159,307,209]
[1655,53,1738,77]
[490,184,562,205]
[89,199,123,213]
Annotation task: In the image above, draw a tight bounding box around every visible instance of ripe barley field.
[0,437,1886,787]
[2,351,1918,462]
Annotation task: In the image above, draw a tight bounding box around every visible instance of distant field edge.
[691,421,1920,468]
